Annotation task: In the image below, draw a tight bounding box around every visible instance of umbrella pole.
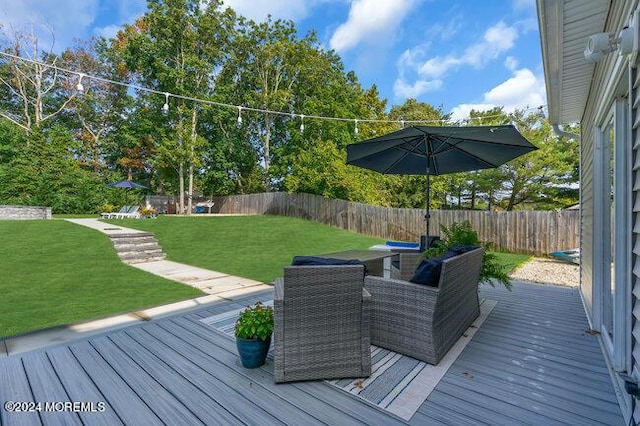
[425,169,430,246]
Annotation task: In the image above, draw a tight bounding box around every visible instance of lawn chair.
[114,205,141,219]
[273,264,371,383]
[100,205,133,219]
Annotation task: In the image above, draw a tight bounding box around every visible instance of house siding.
[631,60,640,425]
[581,112,595,320]
[577,3,638,424]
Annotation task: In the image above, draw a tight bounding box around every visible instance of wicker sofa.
[273,264,371,383]
[364,248,484,365]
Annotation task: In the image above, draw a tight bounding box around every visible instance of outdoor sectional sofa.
[364,247,484,365]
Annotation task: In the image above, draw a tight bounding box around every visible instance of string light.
[354,119,358,137]
[162,92,169,115]
[0,51,548,128]
[76,73,85,92]
[236,106,243,127]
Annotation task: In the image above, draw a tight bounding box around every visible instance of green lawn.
[492,252,532,275]
[0,220,202,338]
[107,215,385,283]
[2,215,531,339]
[107,215,529,283]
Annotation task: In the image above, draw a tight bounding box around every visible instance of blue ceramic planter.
[236,335,271,368]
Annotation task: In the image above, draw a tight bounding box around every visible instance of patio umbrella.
[106,179,147,204]
[346,125,537,241]
[106,179,147,189]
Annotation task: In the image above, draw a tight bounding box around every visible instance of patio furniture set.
[272,246,484,383]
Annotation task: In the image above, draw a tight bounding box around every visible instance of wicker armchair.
[273,265,371,383]
[365,248,484,365]
[390,252,425,281]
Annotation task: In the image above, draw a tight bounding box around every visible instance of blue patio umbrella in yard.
[106,179,147,189]
[106,179,147,204]
[346,125,538,244]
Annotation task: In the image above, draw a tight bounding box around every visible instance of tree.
[462,107,579,210]
[58,38,132,172]
[0,26,78,133]
[0,124,112,213]
[217,17,311,191]
[115,0,235,213]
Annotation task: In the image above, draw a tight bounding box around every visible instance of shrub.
[427,221,512,290]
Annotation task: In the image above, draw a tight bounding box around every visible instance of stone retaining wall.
[0,205,52,220]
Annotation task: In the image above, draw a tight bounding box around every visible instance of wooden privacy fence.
[204,192,579,256]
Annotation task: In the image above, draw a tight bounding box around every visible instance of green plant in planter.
[427,221,512,290]
[235,301,274,368]
[235,301,274,341]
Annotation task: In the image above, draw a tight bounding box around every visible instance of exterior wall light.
[584,13,638,63]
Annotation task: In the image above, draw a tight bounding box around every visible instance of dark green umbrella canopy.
[106,179,147,205]
[346,124,537,240]
[106,179,147,189]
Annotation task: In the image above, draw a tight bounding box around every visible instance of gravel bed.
[509,257,579,287]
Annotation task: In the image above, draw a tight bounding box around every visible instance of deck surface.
[0,282,624,425]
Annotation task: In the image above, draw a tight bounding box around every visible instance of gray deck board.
[69,341,163,425]
[167,315,405,426]
[415,282,624,425]
[21,352,83,426]
[114,329,284,425]
[127,323,311,425]
[46,347,123,425]
[86,336,228,425]
[0,356,41,426]
[1,281,624,425]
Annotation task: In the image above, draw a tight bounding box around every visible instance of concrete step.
[119,251,167,264]
[112,236,158,246]
[114,242,162,253]
[108,232,167,265]
[125,255,167,264]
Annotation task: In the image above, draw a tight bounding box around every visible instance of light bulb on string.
[162,92,170,115]
[236,106,243,128]
[299,114,305,133]
[76,73,85,92]
[354,119,358,137]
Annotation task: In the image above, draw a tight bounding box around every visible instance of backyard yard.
[1,215,530,339]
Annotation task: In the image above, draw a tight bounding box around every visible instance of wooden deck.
[0,282,624,425]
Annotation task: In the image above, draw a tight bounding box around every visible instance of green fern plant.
[428,221,511,290]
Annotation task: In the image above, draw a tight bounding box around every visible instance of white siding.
[631,62,640,425]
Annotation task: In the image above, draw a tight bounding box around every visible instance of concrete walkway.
[0,218,271,358]
[66,218,270,296]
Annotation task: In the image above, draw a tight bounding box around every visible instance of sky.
[0,0,546,121]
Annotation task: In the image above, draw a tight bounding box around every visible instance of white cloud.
[329,0,417,52]
[393,78,442,98]
[411,21,518,79]
[394,20,520,101]
[220,0,314,22]
[94,25,121,40]
[504,56,518,71]
[449,68,546,121]
[463,21,517,68]
[428,15,462,41]
[0,0,146,51]
[0,0,99,50]
[449,103,495,122]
